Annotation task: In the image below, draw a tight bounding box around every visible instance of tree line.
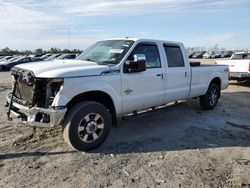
[0,47,83,56]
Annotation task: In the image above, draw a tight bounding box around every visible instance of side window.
[164,45,185,67]
[131,44,161,68]
[23,57,30,62]
[67,55,75,59]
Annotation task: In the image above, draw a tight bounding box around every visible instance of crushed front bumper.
[6,94,67,128]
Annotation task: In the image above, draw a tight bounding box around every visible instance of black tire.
[200,83,220,110]
[63,101,111,151]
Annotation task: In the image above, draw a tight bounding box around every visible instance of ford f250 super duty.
[5,38,229,151]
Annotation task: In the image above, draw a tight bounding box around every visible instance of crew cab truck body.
[6,38,229,151]
[216,52,250,81]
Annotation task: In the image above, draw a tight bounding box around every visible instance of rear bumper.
[6,94,67,128]
[229,72,250,79]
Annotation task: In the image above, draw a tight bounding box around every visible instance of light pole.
[68,26,71,50]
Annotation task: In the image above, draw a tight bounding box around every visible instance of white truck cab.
[6,38,229,151]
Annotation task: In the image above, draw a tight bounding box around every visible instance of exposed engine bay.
[10,67,63,108]
[6,67,65,126]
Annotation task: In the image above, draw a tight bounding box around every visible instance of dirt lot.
[0,60,250,188]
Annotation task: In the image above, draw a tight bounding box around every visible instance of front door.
[121,43,166,114]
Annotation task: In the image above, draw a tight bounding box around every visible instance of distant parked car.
[203,51,216,59]
[0,56,42,71]
[39,54,52,60]
[224,51,233,58]
[0,56,5,60]
[45,54,61,61]
[0,56,12,63]
[214,51,226,58]
[56,53,77,60]
[219,51,226,58]
[192,51,206,58]
[0,57,19,71]
[0,56,13,62]
[188,52,195,58]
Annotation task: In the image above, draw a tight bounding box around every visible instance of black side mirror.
[125,54,146,73]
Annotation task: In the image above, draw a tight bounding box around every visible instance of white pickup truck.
[6,38,229,151]
[216,52,250,81]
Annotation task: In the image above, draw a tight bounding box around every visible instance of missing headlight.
[35,78,63,108]
[46,79,64,107]
[22,72,34,86]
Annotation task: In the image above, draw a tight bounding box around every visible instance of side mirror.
[125,54,146,73]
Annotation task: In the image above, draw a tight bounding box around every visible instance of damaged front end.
[6,67,67,128]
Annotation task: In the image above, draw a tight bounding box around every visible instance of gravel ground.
[0,59,250,188]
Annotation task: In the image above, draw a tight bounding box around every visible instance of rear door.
[163,44,190,102]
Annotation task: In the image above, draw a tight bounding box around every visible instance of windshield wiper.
[85,58,96,62]
[84,58,116,66]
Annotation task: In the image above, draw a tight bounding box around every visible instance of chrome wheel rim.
[209,89,218,106]
[78,113,104,143]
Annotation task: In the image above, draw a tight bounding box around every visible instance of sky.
[0,0,250,50]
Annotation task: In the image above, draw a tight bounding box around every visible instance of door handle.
[156,73,164,79]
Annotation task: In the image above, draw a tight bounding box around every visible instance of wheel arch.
[209,77,221,97]
[66,90,117,125]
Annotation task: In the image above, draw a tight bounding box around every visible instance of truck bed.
[188,64,229,98]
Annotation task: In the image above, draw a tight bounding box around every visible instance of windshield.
[77,40,134,65]
[6,57,18,62]
[45,54,56,60]
[1,56,12,61]
[193,52,201,55]
[57,54,67,59]
[12,57,24,63]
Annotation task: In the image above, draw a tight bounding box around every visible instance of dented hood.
[14,59,110,78]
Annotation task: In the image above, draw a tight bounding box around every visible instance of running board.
[121,101,186,121]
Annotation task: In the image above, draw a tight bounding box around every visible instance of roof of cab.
[102,37,183,45]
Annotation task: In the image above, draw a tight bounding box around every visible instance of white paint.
[15,38,229,116]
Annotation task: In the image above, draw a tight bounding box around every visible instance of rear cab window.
[163,44,185,67]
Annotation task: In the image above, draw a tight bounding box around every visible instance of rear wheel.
[200,83,220,110]
[63,101,111,151]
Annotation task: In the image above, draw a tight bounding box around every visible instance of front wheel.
[63,101,111,151]
[200,83,220,110]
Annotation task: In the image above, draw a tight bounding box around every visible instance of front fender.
[52,76,122,115]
